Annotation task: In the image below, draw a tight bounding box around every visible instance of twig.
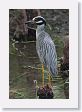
[23,65,49,73]
[10,72,28,84]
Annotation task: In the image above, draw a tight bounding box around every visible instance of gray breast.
[36,32,46,64]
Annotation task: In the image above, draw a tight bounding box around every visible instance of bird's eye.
[34,18,38,22]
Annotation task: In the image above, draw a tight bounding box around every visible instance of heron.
[26,16,58,86]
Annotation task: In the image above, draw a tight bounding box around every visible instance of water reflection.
[9,42,65,99]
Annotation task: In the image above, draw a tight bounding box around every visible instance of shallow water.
[9,41,66,99]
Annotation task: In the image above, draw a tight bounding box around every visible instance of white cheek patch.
[36,20,43,24]
[33,18,35,21]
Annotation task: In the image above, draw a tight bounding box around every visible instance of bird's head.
[25,16,46,26]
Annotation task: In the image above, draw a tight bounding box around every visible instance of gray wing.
[43,38,58,77]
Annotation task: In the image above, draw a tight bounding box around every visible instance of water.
[9,41,66,99]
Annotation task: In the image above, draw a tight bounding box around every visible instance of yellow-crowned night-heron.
[26,16,58,86]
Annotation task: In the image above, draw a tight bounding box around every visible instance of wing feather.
[43,36,58,76]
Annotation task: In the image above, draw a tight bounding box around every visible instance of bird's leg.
[42,64,44,87]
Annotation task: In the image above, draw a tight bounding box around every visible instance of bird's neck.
[36,24,45,36]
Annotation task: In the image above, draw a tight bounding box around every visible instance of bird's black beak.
[25,20,34,24]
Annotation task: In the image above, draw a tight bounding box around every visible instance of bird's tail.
[50,66,58,77]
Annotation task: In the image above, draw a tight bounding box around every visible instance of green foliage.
[53,36,64,57]
[9,89,26,99]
